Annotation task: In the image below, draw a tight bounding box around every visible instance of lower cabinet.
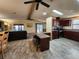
[52,31,59,39]
[64,30,79,41]
[33,33,50,51]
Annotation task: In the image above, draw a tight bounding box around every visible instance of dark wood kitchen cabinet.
[52,18,71,39]
[52,18,71,26]
[33,33,50,51]
[52,31,59,39]
[59,18,71,26]
[64,30,79,41]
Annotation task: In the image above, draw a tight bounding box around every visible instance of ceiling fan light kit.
[24,0,50,10]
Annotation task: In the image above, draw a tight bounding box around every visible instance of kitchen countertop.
[64,29,79,32]
[36,33,50,39]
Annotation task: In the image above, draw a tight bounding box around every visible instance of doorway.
[36,23,46,33]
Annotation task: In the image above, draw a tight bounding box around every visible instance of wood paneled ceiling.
[0,0,79,20]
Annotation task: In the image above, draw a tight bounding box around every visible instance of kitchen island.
[33,33,50,51]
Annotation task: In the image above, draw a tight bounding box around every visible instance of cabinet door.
[59,20,71,26]
[52,31,58,39]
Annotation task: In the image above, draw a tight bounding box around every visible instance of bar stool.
[0,34,4,59]
[0,32,9,59]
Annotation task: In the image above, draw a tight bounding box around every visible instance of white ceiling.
[0,0,32,19]
[0,0,79,20]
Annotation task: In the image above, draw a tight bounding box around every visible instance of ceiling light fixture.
[52,10,63,15]
[77,0,79,2]
[43,12,47,15]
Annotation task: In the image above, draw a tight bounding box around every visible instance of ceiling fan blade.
[41,2,50,7]
[36,3,39,10]
[24,1,35,4]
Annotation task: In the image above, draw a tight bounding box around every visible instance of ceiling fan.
[24,0,50,10]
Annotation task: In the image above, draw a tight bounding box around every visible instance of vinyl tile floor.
[0,38,79,59]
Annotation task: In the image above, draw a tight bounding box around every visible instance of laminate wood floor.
[0,38,79,59]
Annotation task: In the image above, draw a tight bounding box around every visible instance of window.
[36,23,46,33]
[72,20,79,29]
[13,24,25,31]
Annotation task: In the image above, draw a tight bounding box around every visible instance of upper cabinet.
[52,18,71,26]
[59,19,71,26]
